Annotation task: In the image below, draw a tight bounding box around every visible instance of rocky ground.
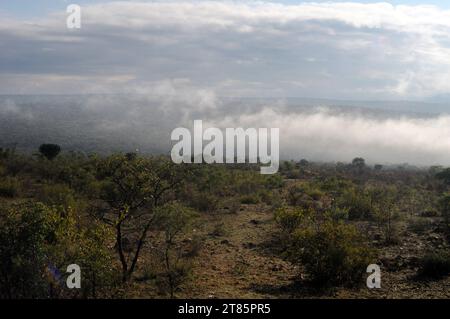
[183,206,450,299]
[130,204,450,299]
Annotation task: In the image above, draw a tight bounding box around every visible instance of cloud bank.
[208,106,450,165]
[1,94,450,166]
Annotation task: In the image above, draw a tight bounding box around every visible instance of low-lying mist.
[1,94,449,166]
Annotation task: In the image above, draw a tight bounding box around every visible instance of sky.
[2,0,450,101]
[1,1,450,17]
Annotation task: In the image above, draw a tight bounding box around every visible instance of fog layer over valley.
[1,94,449,166]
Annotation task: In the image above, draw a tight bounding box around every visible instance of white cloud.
[208,106,450,165]
[1,1,450,99]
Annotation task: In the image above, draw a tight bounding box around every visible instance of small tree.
[370,186,399,244]
[95,154,189,282]
[299,159,309,167]
[154,202,196,298]
[39,144,61,161]
[374,164,383,171]
[351,157,366,173]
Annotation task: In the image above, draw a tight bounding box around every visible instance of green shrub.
[308,189,324,201]
[338,189,372,220]
[0,202,117,299]
[289,221,376,287]
[0,202,53,298]
[325,206,349,222]
[286,184,320,208]
[36,184,77,211]
[240,194,260,204]
[275,207,311,234]
[277,205,376,288]
[417,251,450,279]
[0,177,20,198]
[187,191,220,213]
[264,174,285,189]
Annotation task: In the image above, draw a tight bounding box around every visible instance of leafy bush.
[275,207,310,234]
[240,194,260,204]
[277,206,376,288]
[36,184,77,211]
[286,183,322,208]
[325,206,349,222]
[264,174,285,189]
[188,191,220,213]
[338,189,372,220]
[0,202,117,299]
[0,202,54,298]
[289,221,376,287]
[0,177,20,198]
[417,251,450,279]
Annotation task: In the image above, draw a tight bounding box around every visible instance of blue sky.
[1,0,449,18]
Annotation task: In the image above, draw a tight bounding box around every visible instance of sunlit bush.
[289,221,376,287]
